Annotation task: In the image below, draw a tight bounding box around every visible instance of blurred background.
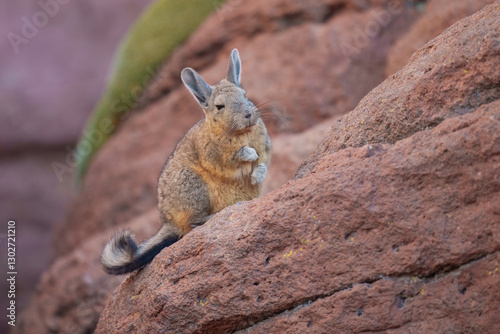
[1,0,494,333]
[0,0,152,331]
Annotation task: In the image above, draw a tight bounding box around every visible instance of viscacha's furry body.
[101,49,271,275]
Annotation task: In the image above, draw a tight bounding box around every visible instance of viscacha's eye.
[215,104,225,110]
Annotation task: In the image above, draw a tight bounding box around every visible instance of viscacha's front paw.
[237,146,258,162]
[251,163,267,185]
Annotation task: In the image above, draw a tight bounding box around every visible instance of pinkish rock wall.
[0,1,152,333]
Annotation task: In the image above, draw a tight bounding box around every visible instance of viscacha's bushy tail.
[101,226,179,275]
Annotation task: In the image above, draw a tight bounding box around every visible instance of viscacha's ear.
[181,67,213,108]
[226,48,241,87]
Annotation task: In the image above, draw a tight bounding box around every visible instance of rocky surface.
[261,115,339,195]
[296,0,500,177]
[95,98,500,334]
[236,253,500,333]
[54,0,421,256]
[16,1,500,334]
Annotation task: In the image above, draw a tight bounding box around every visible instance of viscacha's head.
[181,49,260,134]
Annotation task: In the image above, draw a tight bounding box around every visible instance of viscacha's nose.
[245,111,252,119]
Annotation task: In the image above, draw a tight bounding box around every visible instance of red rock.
[262,115,339,195]
[95,98,500,334]
[296,0,500,177]
[236,254,500,333]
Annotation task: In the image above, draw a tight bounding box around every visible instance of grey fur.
[157,152,212,227]
[181,68,213,107]
[251,163,267,185]
[236,146,258,162]
[101,230,135,269]
[227,49,241,87]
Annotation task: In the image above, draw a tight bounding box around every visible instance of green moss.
[76,0,227,183]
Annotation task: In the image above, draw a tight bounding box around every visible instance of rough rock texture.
[95,99,500,334]
[296,0,500,177]
[262,115,339,195]
[54,0,421,256]
[90,3,499,333]
[386,0,495,76]
[236,254,500,333]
